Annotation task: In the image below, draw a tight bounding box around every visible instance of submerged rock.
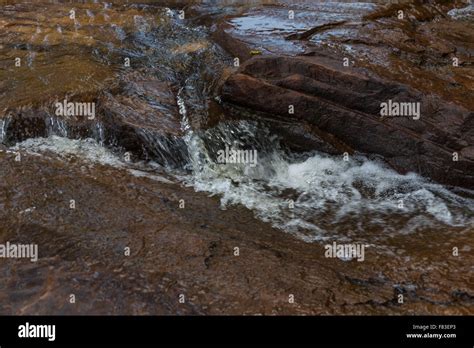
[0,1,225,167]
[1,0,473,316]
[0,146,472,315]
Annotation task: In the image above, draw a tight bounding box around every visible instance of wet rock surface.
[0,149,472,315]
[218,0,474,188]
[0,0,473,316]
[0,0,226,164]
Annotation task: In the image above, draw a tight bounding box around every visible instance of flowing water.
[2,0,473,249]
[0,0,473,315]
[14,118,474,249]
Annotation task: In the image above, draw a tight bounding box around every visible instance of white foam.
[12,136,173,184]
[181,123,474,240]
[448,4,474,20]
[11,126,474,243]
[0,118,8,143]
[14,136,124,167]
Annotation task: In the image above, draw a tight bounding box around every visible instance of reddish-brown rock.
[218,1,474,188]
